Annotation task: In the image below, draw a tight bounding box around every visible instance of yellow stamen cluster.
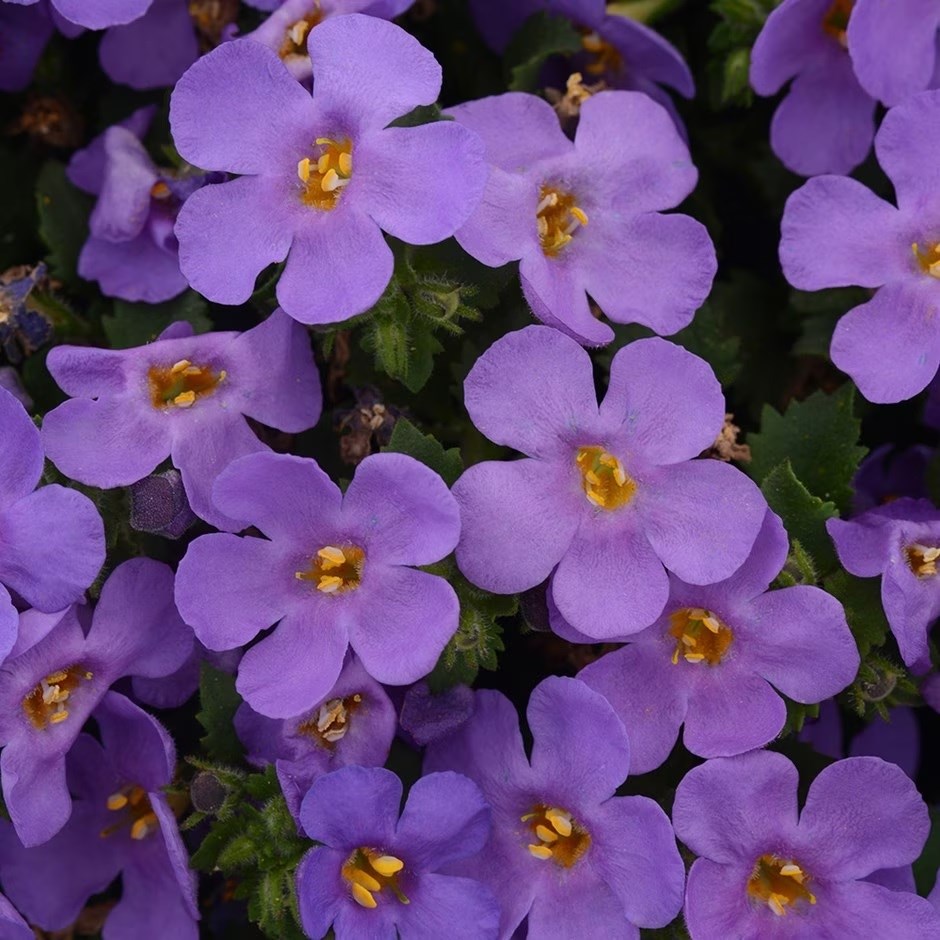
[747,855,816,917]
[279,4,324,59]
[536,185,589,256]
[101,785,160,841]
[295,544,365,593]
[580,30,624,76]
[912,242,940,279]
[298,137,353,211]
[342,848,409,909]
[822,0,853,47]
[906,543,940,577]
[148,358,226,410]
[22,665,93,729]
[576,445,636,510]
[668,608,734,666]
[521,805,591,868]
[297,693,363,747]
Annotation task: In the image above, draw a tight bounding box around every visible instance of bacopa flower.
[169,15,487,325]
[576,510,859,773]
[852,444,931,514]
[296,766,499,939]
[174,451,461,718]
[244,0,415,81]
[66,106,224,303]
[750,0,876,176]
[0,559,193,846]
[1,0,153,29]
[827,497,940,671]
[0,691,199,938]
[41,310,321,531]
[235,654,397,818]
[0,385,104,645]
[672,751,940,938]
[425,676,685,938]
[780,89,940,403]
[450,91,714,346]
[453,327,766,639]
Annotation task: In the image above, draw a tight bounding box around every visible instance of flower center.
[295,544,365,593]
[537,185,589,256]
[747,854,816,917]
[575,446,636,510]
[148,358,226,410]
[342,848,409,909]
[580,30,623,76]
[521,804,591,868]
[912,242,940,279]
[668,608,734,666]
[297,137,353,211]
[906,542,940,577]
[822,0,853,46]
[101,785,160,841]
[22,664,93,729]
[279,4,324,59]
[297,693,363,747]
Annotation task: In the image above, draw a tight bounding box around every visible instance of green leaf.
[389,103,452,127]
[823,569,890,658]
[102,292,212,348]
[749,385,867,514]
[383,417,463,486]
[607,0,683,24]
[505,12,582,91]
[36,160,93,284]
[760,461,839,575]
[671,297,742,387]
[196,664,244,766]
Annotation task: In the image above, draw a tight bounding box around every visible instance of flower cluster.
[2,1,940,938]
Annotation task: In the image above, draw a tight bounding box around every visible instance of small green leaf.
[823,569,890,658]
[196,664,244,766]
[383,417,463,486]
[36,161,93,284]
[505,12,582,92]
[389,103,452,127]
[749,385,867,514]
[102,292,212,348]
[760,461,839,575]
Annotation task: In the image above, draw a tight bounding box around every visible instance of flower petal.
[812,879,940,937]
[79,233,189,304]
[875,89,940,213]
[0,386,43,508]
[1,744,71,848]
[296,847,345,940]
[683,858,756,940]
[394,874,500,940]
[54,0,152,29]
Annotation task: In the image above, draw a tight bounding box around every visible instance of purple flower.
[174,450,461,717]
[128,468,197,539]
[425,676,685,937]
[576,510,859,773]
[243,0,415,82]
[0,263,53,364]
[0,691,198,937]
[750,0,876,176]
[2,0,154,29]
[0,368,31,408]
[235,654,397,819]
[779,89,940,403]
[0,2,53,92]
[41,310,321,531]
[450,91,714,346]
[66,106,222,303]
[131,642,240,711]
[453,327,766,639]
[296,765,499,939]
[853,443,931,514]
[0,385,104,648]
[399,681,475,747]
[827,497,940,670]
[673,751,940,938]
[170,16,487,325]
[0,893,31,939]
[0,559,193,846]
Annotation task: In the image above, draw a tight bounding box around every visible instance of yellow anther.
[913,241,940,279]
[173,390,197,408]
[347,868,382,892]
[576,446,636,511]
[297,157,312,183]
[352,883,378,909]
[669,608,734,667]
[528,844,554,860]
[317,546,347,568]
[131,817,152,839]
[299,137,353,210]
[546,810,572,837]
[49,709,69,724]
[768,895,787,917]
[779,864,802,878]
[535,825,558,843]
[45,670,69,685]
[907,543,940,577]
[289,20,310,46]
[748,854,816,916]
[338,151,353,176]
[703,616,721,634]
[370,855,404,877]
[317,575,344,594]
[148,360,225,410]
[321,168,341,192]
[684,653,705,663]
[107,793,129,811]
[170,359,191,374]
[671,647,679,665]
[536,184,589,256]
[570,206,589,226]
[681,635,697,647]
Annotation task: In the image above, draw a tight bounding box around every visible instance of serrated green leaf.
[760,461,839,575]
[196,664,244,766]
[823,569,890,658]
[383,417,463,486]
[505,12,582,91]
[749,385,867,514]
[36,160,93,284]
[102,292,211,348]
